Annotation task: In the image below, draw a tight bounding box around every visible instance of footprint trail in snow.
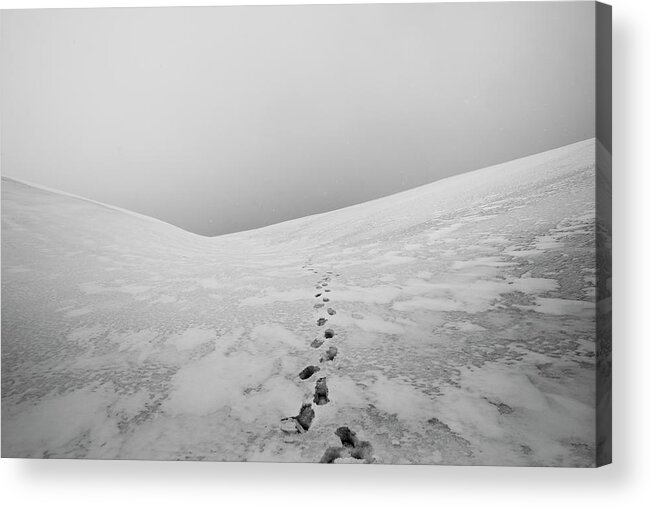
[280,262,375,463]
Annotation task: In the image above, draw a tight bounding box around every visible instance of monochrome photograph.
[1,2,611,466]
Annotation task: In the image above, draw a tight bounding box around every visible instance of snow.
[517,297,595,317]
[164,348,276,416]
[168,327,216,351]
[2,138,597,465]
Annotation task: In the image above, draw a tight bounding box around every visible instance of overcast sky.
[1,3,595,236]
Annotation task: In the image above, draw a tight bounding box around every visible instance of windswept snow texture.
[1,139,597,465]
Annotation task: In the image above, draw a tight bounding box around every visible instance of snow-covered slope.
[1,139,597,465]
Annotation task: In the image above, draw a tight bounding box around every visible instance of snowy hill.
[1,138,597,465]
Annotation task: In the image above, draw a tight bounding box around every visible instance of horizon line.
[1,136,595,239]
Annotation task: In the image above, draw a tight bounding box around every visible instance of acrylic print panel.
[1,2,611,466]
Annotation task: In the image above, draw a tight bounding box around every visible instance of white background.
[0,0,648,505]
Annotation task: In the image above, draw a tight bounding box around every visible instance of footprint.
[296,404,316,431]
[327,308,336,315]
[310,338,325,348]
[314,377,329,405]
[322,283,328,287]
[319,427,374,462]
[298,365,320,380]
[323,297,330,303]
[324,329,335,339]
[319,446,346,463]
[315,293,322,298]
[314,303,324,309]
[335,426,359,448]
[321,346,338,362]
[317,318,327,326]
[350,441,374,462]
[333,426,374,462]
[280,403,315,433]
[324,289,331,292]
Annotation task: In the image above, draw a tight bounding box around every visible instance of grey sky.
[1,2,595,236]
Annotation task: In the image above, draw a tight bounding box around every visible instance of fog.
[1,2,595,236]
